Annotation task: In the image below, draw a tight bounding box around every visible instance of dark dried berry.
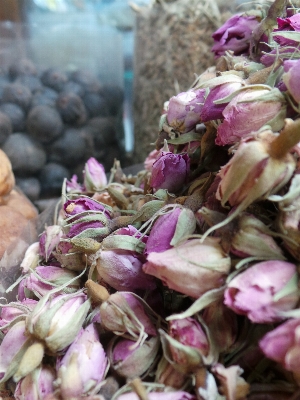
[16,177,41,202]
[9,58,37,80]
[2,133,47,176]
[2,83,32,111]
[61,80,85,97]
[0,103,25,132]
[0,111,12,145]
[48,128,87,167]
[101,84,124,116]
[71,69,102,93]
[83,92,109,118]
[41,67,68,92]
[56,92,87,125]
[31,87,58,108]
[27,105,63,143]
[15,75,43,93]
[39,162,71,197]
[86,117,117,147]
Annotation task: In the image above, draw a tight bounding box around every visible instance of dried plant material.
[132,0,232,162]
[0,149,15,200]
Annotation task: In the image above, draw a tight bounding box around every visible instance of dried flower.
[166,89,206,133]
[212,14,260,57]
[14,365,55,400]
[273,13,300,47]
[149,152,190,194]
[83,157,107,192]
[143,237,231,298]
[224,260,299,323]
[116,391,196,400]
[0,299,37,332]
[282,59,300,104]
[56,323,107,398]
[66,174,84,193]
[39,225,63,262]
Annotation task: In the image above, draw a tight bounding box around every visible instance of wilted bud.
[18,265,81,300]
[145,206,196,254]
[159,317,209,374]
[143,237,231,298]
[56,323,108,399]
[100,292,157,342]
[224,260,299,323]
[108,336,160,379]
[20,242,40,273]
[149,152,190,194]
[166,89,206,133]
[212,13,260,57]
[259,318,300,381]
[83,157,107,192]
[215,87,286,146]
[0,320,32,382]
[96,249,156,292]
[230,213,285,259]
[26,291,91,353]
[282,59,300,104]
[39,225,63,262]
[14,365,56,400]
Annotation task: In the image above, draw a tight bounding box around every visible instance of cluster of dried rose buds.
[2,0,300,399]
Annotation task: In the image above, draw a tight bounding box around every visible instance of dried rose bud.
[273,13,300,47]
[14,365,55,400]
[56,323,108,399]
[0,299,37,332]
[39,225,63,262]
[202,299,238,354]
[215,87,286,146]
[83,157,107,192]
[100,292,157,341]
[66,174,84,193]
[259,318,300,380]
[143,237,230,298]
[155,356,188,389]
[0,320,32,382]
[20,242,40,273]
[145,206,196,254]
[230,213,285,259]
[64,197,112,219]
[53,241,86,271]
[116,391,196,400]
[224,260,299,323]
[166,89,206,133]
[149,152,190,194]
[144,149,161,172]
[282,59,300,104]
[108,336,160,379]
[18,265,81,300]
[212,14,260,57]
[159,317,209,373]
[26,291,91,353]
[96,249,156,292]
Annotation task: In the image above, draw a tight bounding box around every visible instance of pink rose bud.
[224,260,299,323]
[20,242,40,273]
[96,249,156,292]
[159,318,209,373]
[14,365,55,400]
[143,237,231,298]
[0,320,32,382]
[108,336,160,379]
[18,265,81,301]
[282,59,300,104]
[117,392,196,400]
[66,174,84,193]
[273,14,300,47]
[39,225,63,262]
[212,14,260,57]
[144,149,161,172]
[215,87,286,146]
[259,318,300,377]
[26,292,91,353]
[149,152,190,194]
[166,89,206,133]
[83,157,108,192]
[64,197,112,218]
[216,130,296,213]
[100,292,157,341]
[56,323,108,399]
[200,80,244,122]
[53,241,86,271]
[0,299,37,332]
[145,206,196,255]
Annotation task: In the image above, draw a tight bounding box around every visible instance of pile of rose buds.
[3,0,300,399]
